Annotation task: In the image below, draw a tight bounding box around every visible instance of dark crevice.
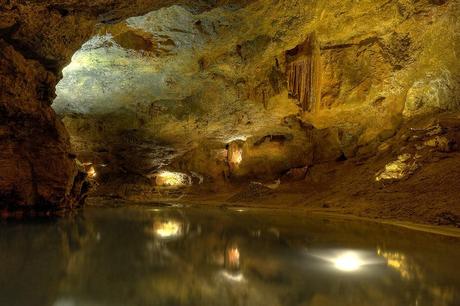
[254,134,292,146]
[321,37,380,51]
[321,43,355,50]
[48,5,71,17]
[0,24,61,74]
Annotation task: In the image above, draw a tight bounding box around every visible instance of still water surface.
[0,205,459,306]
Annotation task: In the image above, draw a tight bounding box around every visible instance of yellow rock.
[424,136,451,152]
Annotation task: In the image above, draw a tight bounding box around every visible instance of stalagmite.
[286,32,322,113]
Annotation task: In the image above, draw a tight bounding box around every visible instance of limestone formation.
[1,0,459,223]
[0,0,254,211]
[286,33,322,113]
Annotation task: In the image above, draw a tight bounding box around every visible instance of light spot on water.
[333,251,362,272]
[153,220,182,239]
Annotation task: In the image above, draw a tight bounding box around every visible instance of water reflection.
[309,249,385,273]
[378,247,418,280]
[0,207,459,306]
[151,219,183,239]
[331,251,364,272]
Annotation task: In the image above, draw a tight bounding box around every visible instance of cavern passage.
[46,0,459,226]
[1,0,460,304]
[1,0,460,215]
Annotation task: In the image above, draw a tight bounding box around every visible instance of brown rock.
[282,166,309,182]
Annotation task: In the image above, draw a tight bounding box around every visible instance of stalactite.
[286,32,322,113]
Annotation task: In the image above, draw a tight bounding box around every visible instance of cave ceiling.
[50,0,459,179]
[0,0,459,210]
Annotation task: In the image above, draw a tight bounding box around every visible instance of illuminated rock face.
[0,0,253,211]
[53,0,459,188]
[1,0,460,211]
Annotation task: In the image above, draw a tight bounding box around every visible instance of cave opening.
[51,4,321,200]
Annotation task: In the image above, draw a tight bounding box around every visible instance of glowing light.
[233,151,243,164]
[228,207,246,212]
[87,166,97,179]
[310,250,380,272]
[228,144,243,165]
[334,252,362,272]
[155,171,191,187]
[153,220,182,239]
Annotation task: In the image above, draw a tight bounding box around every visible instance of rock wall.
[0,0,255,211]
[52,0,459,192]
[1,0,459,207]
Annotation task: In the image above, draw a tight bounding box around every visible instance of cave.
[1,0,460,305]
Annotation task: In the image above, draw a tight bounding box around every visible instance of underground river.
[1,204,459,306]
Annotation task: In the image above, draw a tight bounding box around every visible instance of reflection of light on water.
[377,249,455,304]
[311,249,383,273]
[153,220,182,239]
[220,270,245,282]
[378,248,413,279]
[222,246,243,281]
[226,247,240,269]
[53,298,76,306]
[334,252,362,272]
